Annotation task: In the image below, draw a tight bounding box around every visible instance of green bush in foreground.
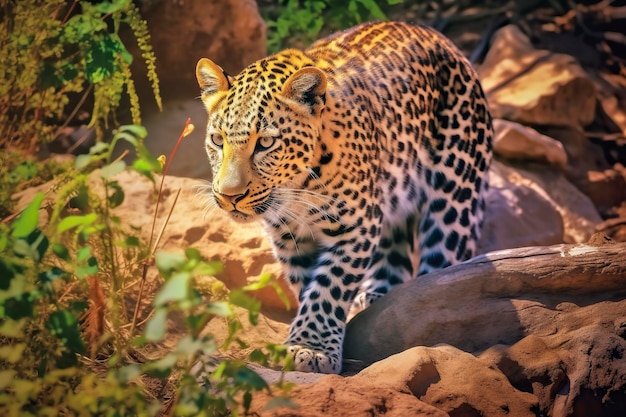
[0,125,293,417]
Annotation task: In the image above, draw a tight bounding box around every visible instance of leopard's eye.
[209,133,224,149]
[256,136,275,151]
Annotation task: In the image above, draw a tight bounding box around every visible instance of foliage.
[0,124,293,416]
[0,0,162,153]
[0,150,72,220]
[264,0,404,52]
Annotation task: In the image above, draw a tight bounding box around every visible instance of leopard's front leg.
[279,229,372,374]
[283,241,367,374]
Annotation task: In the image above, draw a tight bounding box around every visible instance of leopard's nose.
[214,189,249,208]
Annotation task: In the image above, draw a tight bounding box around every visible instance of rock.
[250,374,449,417]
[344,241,626,415]
[534,125,613,190]
[246,362,327,386]
[576,169,626,215]
[478,160,602,253]
[492,119,567,168]
[356,345,538,417]
[131,0,266,101]
[478,25,596,128]
[479,302,626,416]
[345,241,626,366]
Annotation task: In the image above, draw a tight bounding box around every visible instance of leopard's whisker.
[259,201,302,254]
[194,181,220,219]
[267,199,316,241]
[273,188,343,224]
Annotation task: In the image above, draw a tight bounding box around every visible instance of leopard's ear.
[281,66,326,115]
[196,58,231,98]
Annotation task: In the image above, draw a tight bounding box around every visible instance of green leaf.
[46,310,86,365]
[143,353,177,378]
[106,180,125,208]
[11,192,44,238]
[89,141,110,156]
[8,161,38,183]
[13,229,49,261]
[0,319,25,337]
[175,335,206,355]
[144,308,167,342]
[193,260,223,277]
[118,124,147,139]
[63,13,107,42]
[68,182,89,212]
[77,246,91,261]
[241,273,271,292]
[233,366,268,391]
[0,370,17,391]
[185,247,201,261]
[52,243,70,261]
[100,160,126,179]
[85,35,124,83]
[0,226,7,252]
[76,256,98,279]
[155,251,186,279]
[116,236,140,247]
[248,348,268,365]
[0,343,25,364]
[3,293,36,320]
[57,213,98,234]
[205,301,233,317]
[185,312,218,336]
[154,272,191,306]
[93,0,131,14]
[74,154,92,170]
[132,157,160,179]
[243,391,252,412]
[0,257,16,289]
[229,290,261,326]
[357,0,388,20]
[114,364,141,383]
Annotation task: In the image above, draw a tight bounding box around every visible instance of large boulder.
[134,0,266,101]
[250,374,449,417]
[356,345,538,417]
[344,240,626,416]
[477,160,601,253]
[492,119,567,168]
[478,25,596,128]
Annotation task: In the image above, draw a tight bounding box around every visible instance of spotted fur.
[196,21,493,374]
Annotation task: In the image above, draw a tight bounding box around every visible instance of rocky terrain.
[22,0,626,415]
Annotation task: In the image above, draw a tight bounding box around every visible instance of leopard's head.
[196,52,327,222]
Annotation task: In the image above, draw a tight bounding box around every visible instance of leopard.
[195,20,493,374]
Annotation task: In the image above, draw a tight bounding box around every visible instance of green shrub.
[0,2,294,414]
[0,125,293,416]
[0,0,161,152]
[264,0,404,52]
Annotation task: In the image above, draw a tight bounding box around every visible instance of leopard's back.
[306,21,492,276]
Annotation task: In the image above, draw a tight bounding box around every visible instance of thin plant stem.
[129,118,192,337]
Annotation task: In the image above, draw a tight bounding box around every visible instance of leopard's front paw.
[287,345,341,374]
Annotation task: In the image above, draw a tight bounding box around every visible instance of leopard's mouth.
[227,209,254,223]
[213,189,273,223]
